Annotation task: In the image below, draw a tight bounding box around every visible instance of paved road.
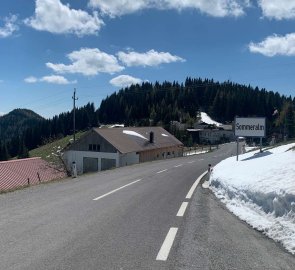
[0,143,294,269]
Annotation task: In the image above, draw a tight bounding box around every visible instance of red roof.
[0,157,66,191]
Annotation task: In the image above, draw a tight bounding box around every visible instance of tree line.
[0,77,294,161]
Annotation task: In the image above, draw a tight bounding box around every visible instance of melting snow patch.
[209,143,295,254]
[162,134,168,137]
[123,130,148,140]
[200,112,222,126]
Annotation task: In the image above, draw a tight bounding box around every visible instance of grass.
[29,131,86,166]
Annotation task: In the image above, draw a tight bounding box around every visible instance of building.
[62,127,183,175]
[0,157,66,191]
[187,123,234,144]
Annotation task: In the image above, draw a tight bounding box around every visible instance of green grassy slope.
[29,131,86,166]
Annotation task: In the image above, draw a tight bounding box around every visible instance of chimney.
[149,131,154,143]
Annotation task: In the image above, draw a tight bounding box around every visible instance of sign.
[235,117,266,137]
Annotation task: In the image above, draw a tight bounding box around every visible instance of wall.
[69,130,117,153]
[63,150,119,175]
[199,130,234,144]
[139,146,183,163]
[119,152,139,167]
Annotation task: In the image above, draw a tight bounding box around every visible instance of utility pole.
[72,88,78,143]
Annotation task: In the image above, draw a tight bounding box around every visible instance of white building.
[62,127,183,175]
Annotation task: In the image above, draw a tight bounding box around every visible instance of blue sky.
[0,0,295,118]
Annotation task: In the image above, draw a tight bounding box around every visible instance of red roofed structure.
[0,157,67,191]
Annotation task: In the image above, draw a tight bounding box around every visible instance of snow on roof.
[123,130,148,140]
[161,133,168,137]
[200,112,222,127]
[209,142,295,254]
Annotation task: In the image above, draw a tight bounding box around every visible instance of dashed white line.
[174,164,183,168]
[93,179,142,201]
[176,202,189,217]
[156,227,178,261]
[157,169,168,174]
[187,161,195,164]
[185,171,207,199]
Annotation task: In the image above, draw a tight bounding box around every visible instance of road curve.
[0,143,294,269]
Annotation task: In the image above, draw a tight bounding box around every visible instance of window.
[88,144,100,152]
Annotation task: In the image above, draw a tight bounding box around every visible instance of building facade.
[62,127,183,175]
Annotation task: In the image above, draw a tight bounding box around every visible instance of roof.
[93,126,183,154]
[0,157,66,191]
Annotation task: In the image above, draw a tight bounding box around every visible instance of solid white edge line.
[156,227,178,261]
[93,179,142,201]
[157,169,167,174]
[176,202,189,217]
[185,171,207,199]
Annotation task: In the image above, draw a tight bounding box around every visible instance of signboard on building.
[234,117,266,137]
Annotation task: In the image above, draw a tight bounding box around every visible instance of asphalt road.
[0,143,294,270]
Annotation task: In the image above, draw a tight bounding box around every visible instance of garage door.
[83,157,98,173]
[101,158,116,171]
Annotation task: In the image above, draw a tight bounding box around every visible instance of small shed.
[63,126,183,174]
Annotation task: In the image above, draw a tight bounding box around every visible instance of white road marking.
[199,159,204,161]
[185,171,207,199]
[174,164,183,168]
[176,202,189,217]
[157,169,168,174]
[187,161,195,164]
[156,227,178,261]
[93,179,142,201]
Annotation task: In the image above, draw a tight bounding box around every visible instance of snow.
[161,133,168,137]
[123,130,148,140]
[209,143,295,254]
[200,112,222,127]
[185,150,209,156]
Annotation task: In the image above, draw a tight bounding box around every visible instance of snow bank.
[200,112,222,127]
[209,143,295,254]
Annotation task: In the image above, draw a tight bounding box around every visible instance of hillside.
[29,131,86,169]
[98,78,295,138]
[0,108,44,141]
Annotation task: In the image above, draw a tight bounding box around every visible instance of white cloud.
[89,0,249,17]
[110,75,143,87]
[249,33,295,57]
[25,0,104,36]
[0,14,19,38]
[24,75,76,84]
[0,112,6,117]
[46,48,124,76]
[40,75,77,84]
[24,76,38,83]
[117,49,185,67]
[258,0,295,20]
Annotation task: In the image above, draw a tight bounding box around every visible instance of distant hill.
[0,108,44,141]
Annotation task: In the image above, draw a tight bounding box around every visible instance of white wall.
[63,150,119,175]
[119,152,139,167]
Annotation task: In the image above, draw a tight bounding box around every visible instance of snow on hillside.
[209,143,295,254]
[200,112,222,126]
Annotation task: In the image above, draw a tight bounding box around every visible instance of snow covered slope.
[209,143,295,254]
[200,112,222,126]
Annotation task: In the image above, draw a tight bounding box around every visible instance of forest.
[0,77,294,161]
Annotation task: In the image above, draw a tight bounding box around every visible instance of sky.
[0,0,295,118]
